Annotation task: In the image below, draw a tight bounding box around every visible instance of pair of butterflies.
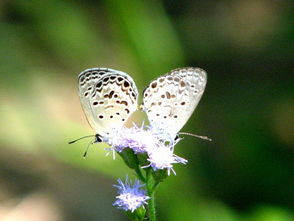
[77,67,207,143]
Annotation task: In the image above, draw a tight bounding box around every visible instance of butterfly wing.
[78,68,138,135]
[142,67,207,138]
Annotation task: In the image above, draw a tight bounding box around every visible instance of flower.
[113,177,150,212]
[144,141,188,175]
[103,123,161,154]
[104,123,187,174]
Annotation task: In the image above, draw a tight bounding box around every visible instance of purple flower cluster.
[104,123,187,175]
[103,123,158,154]
[113,177,150,212]
[144,143,188,175]
[108,124,189,213]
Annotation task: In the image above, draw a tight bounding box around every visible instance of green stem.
[153,181,160,190]
[134,165,145,182]
[146,170,156,221]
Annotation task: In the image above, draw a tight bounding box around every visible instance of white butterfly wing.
[78,68,138,135]
[142,67,207,138]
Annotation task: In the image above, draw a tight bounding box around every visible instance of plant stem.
[146,170,156,221]
[153,181,160,190]
[134,165,145,182]
[147,191,156,221]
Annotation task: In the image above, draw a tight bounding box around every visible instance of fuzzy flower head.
[103,123,187,174]
[113,177,150,212]
[103,123,163,154]
[145,140,188,175]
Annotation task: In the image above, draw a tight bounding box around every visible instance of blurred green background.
[0,0,293,220]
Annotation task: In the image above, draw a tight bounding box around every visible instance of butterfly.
[70,67,208,149]
[141,67,207,140]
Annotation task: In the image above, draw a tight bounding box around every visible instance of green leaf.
[118,148,139,169]
[125,206,146,221]
[137,153,149,166]
[152,169,168,183]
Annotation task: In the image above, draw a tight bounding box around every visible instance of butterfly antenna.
[83,140,94,158]
[68,135,94,144]
[178,132,212,141]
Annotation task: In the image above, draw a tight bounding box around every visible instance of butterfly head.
[95,134,103,143]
